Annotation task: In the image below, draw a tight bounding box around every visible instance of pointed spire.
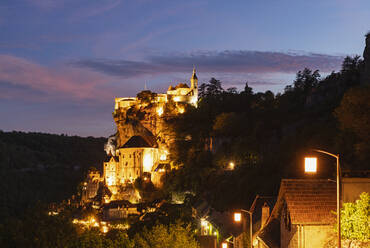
[190,66,198,89]
[192,66,197,80]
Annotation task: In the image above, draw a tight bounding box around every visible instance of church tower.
[190,67,198,89]
[190,67,198,107]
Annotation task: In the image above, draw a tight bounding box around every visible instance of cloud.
[0,42,40,50]
[72,50,344,78]
[0,54,115,102]
[68,0,121,21]
[27,0,67,10]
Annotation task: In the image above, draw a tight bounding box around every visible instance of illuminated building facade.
[101,69,198,200]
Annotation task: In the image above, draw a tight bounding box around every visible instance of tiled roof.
[104,156,119,162]
[102,200,134,209]
[280,179,336,224]
[122,135,156,148]
[175,83,189,89]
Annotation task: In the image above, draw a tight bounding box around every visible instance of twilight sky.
[0,0,369,137]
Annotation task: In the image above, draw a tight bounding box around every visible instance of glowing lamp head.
[222,242,228,248]
[229,162,235,170]
[234,212,242,222]
[305,157,317,173]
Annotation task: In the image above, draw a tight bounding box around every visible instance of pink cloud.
[0,54,116,102]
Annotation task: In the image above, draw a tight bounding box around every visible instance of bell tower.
[190,67,198,89]
[190,67,198,107]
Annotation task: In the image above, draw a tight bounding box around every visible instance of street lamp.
[229,161,235,170]
[304,149,341,248]
[234,210,252,248]
[221,242,228,248]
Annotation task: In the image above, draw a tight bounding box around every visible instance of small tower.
[190,67,198,89]
[190,67,198,107]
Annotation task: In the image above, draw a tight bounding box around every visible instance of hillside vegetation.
[0,131,106,217]
[164,55,370,211]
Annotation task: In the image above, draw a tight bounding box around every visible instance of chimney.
[261,202,270,229]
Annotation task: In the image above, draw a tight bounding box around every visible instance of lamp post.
[234,210,253,248]
[304,149,341,248]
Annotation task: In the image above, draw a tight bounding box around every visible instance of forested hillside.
[164,55,370,211]
[0,132,106,217]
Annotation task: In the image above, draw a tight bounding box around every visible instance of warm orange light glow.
[201,219,208,227]
[157,107,163,116]
[160,150,168,160]
[305,157,317,173]
[234,212,242,222]
[143,151,153,172]
[222,242,228,248]
[106,176,114,186]
[190,96,197,105]
[178,107,185,113]
[229,162,235,170]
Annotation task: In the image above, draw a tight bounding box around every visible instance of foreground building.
[254,177,370,248]
[255,179,337,248]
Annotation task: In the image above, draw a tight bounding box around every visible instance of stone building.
[100,69,198,202]
[81,169,101,202]
[81,69,198,204]
[102,200,140,220]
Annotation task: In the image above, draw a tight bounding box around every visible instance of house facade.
[256,179,337,248]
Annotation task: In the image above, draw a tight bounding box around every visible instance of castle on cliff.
[82,69,198,204]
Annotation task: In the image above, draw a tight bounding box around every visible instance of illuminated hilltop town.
[81,69,198,204]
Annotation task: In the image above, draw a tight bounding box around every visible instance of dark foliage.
[164,56,369,211]
[0,131,106,218]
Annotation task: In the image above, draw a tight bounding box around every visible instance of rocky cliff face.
[362,32,370,84]
[113,101,175,151]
